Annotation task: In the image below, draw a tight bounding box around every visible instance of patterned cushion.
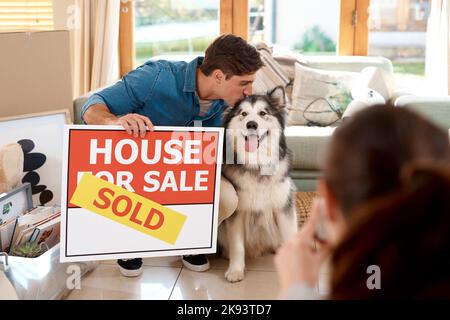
[289,63,358,126]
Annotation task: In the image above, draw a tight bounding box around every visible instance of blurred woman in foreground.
[276,105,450,299]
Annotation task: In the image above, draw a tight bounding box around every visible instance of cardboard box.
[0,30,73,120]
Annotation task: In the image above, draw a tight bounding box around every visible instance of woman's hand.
[275,199,332,296]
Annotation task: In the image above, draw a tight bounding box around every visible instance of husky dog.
[219,86,298,283]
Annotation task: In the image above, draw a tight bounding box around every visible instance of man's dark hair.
[200,34,264,79]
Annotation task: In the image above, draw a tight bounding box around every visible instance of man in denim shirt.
[82,34,263,277]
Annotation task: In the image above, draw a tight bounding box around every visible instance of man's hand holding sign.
[60,126,223,262]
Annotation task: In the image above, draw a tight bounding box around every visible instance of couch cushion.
[273,53,308,81]
[300,55,394,74]
[285,125,335,170]
[395,95,450,130]
[73,95,89,124]
[253,42,291,98]
[289,63,357,126]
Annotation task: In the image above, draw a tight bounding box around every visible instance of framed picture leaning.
[0,109,71,206]
[0,183,33,251]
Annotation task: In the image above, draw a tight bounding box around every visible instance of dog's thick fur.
[219,87,298,282]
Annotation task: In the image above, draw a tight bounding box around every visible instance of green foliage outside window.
[294,25,336,53]
[393,62,425,76]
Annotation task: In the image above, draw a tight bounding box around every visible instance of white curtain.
[425,0,450,95]
[53,0,120,97]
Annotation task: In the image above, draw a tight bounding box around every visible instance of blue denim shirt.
[81,57,227,127]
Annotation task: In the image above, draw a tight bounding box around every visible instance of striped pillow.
[253,42,291,98]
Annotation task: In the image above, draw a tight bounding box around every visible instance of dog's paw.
[225,268,245,283]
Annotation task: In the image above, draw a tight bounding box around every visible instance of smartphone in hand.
[313,197,328,242]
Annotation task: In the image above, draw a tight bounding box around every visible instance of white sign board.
[60,125,223,262]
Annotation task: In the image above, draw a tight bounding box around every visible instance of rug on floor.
[296,191,317,226]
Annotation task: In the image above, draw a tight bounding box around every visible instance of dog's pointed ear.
[268,86,286,109]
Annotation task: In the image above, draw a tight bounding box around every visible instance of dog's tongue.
[245,135,258,152]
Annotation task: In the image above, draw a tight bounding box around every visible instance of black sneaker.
[117,258,143,277]
[181,254,210,272]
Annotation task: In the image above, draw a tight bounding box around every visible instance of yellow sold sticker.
[70,173,187,245]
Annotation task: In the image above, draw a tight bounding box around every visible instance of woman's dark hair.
[330,162,450,299]
[323,105,450,216]
[199,34,264,79]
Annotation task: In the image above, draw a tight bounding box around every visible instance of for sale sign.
[60,125,223,262]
